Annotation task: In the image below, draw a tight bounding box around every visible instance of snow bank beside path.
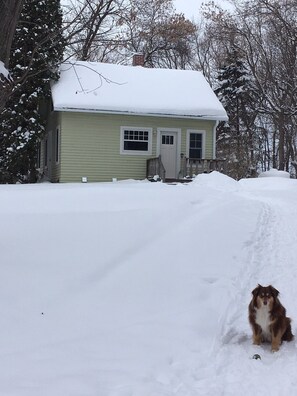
[191,171,240,192]
[259,168,290,178]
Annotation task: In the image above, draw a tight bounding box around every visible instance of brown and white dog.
[249,284,294,352]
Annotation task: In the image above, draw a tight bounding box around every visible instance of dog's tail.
[282,318,294,342]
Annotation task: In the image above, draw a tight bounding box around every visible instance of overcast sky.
[174,0,232,19]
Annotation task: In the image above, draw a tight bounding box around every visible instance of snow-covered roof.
[51,61,228,121]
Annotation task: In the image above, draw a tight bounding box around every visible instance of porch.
[147,156,227,182]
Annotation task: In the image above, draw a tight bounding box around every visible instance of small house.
[41,59,228,182]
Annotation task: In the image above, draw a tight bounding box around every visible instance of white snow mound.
[191,171,239,191]
[259,169,290,178]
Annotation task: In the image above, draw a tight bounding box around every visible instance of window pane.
[189,133,202,159]
[124,141,148,151]
[190,133,202,148]
[55,128,59,163]
[44,139,48,166]
[36,141,41,168]
[162,135,174,145]
[189,148,201,159]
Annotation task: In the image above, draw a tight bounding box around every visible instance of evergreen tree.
[215,50,257,179]
[0,0,64,183]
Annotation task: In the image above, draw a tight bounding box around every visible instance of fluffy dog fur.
[248,284,294,352]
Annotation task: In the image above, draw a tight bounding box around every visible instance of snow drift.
[0,172,297,395]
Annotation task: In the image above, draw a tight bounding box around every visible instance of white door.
[160,132,177,179]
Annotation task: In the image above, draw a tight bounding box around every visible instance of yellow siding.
[55,111,216,182]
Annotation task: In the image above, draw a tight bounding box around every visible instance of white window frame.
[55,126,60,164]
[186,130,206,160]
[120,126,152,155]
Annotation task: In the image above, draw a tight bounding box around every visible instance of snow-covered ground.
[1,171,297,395]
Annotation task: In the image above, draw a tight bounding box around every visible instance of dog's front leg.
[271,332,282,352]
[252,325,262,345]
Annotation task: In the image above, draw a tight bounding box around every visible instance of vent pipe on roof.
[132,53,144,67]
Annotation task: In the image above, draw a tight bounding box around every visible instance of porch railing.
[146,155,166,181]
[147,156,226,181]
[180,157,227,178]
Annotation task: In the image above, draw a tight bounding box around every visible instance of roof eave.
[53,106,228,121]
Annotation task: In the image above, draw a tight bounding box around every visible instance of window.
[189,133,202,159]
[44,138,48,168]
[124,130,148,151]
[162,135,174,145]
[121,127,152,155]
[187,131,204,160]
[55,127,60,164]
[36,141,41,169]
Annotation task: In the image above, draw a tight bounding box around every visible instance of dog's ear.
[269,285,279,298]
[252,284,261,297]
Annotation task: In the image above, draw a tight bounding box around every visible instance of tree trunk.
[272,129,277,169]
[0,0,23,67]
[278,113,285,171]
[0,0,24,112]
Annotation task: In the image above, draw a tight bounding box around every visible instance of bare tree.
[119,0,196,68]
[237,0,297,171]
[200,0,297,174]
[64,0,125,62]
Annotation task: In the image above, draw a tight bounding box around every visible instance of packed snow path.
[197,178,297,395]
[0,172,297,395]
